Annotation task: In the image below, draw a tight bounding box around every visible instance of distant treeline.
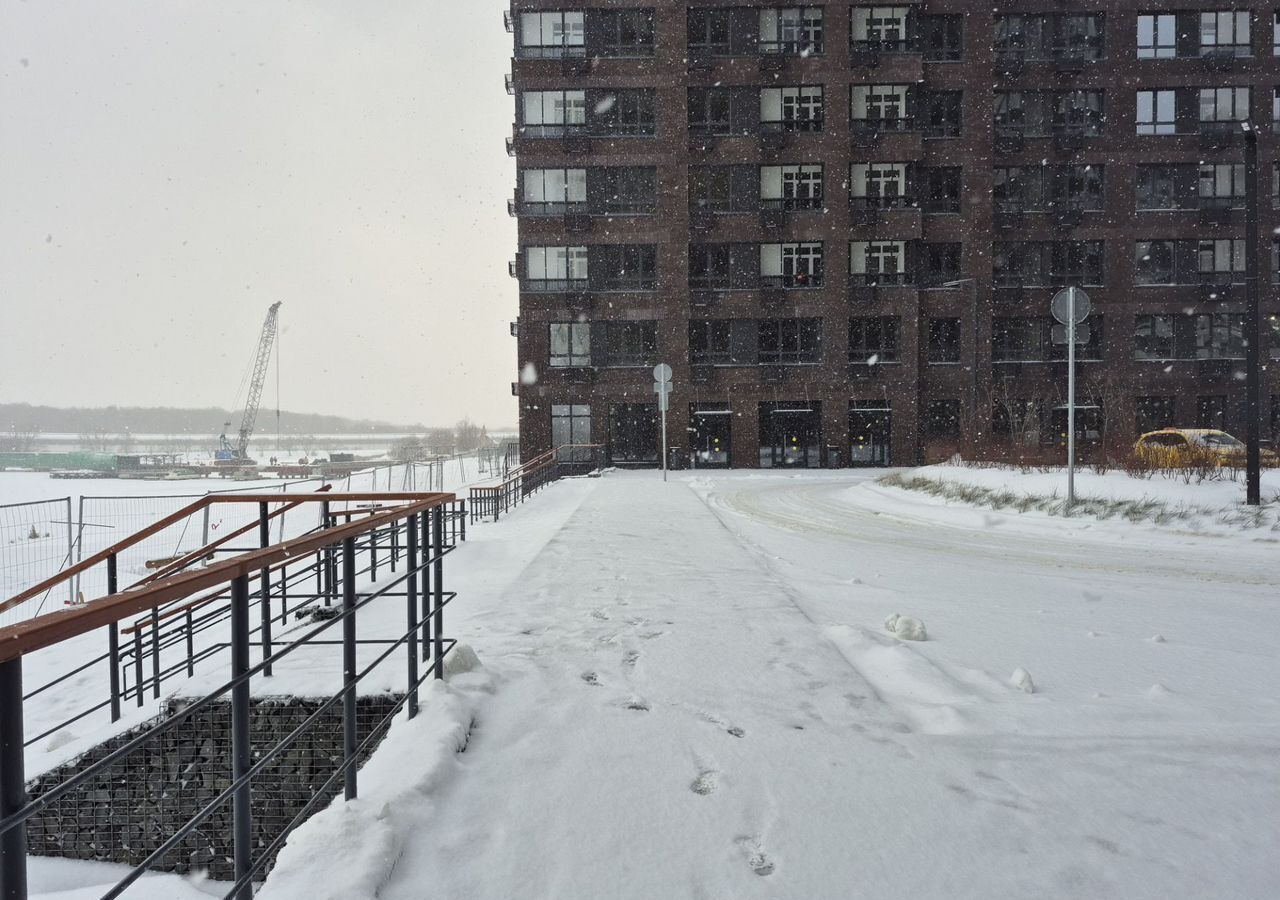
[0,403,426,436]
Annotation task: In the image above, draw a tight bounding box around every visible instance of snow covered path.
[269,471,1279,900]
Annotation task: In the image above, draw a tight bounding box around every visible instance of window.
[688,8,732,56]
[1199,87,1250,124]
[920,14,962,61]
[760,7,824,55]
[688,88,734,135]
[1051,14,1105,58]
[1194,313,1246,358]
[758,318,822,364]
[1135,240,1176,284]
[1136,90,1176,135]
[522,168,587,215]
[598,245,656,291]
[920,243,961,285]
[919,90,963,137]
[1198,239,1245,281]
[524,246,587,291]
[549,323,591,367]
[761,242,824,288]
[593,90,655,136]
[994,242,1103,287]
[689,166,756,214]
[761,86,824,132]
[1051,90,1104,135]
[927,318,961,363]
[1275,12,1280,56]
[921,167,961,213]
[1200,11,1250,56]
[1135,314,1175,359]
[997,166,1102,212]
[850,162,910,207]
[760,165,824,210]
[924,400,961,437]
[598,167,657,215]
[1051,241,1104,285]
[609,403,658,462]
[1136,397,1175,434]
[1137,14,1176,59]
[850,240,909,283]
[1199,164,1245,208]
[1136,165,1193,210]
[604,321,657,367]
[521,90,586,136]
[851,84,910,128]
[689,320,734,365]
[551,404,592,459]
[597,9,655,57]
[849,317,899,363]
[1197,395,1227,429]
[992,317,1047,362]
[689,244,732,289]
[851,6,912,49]
[518,11,585,58]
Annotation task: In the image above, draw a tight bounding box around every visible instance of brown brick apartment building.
[507,2,1280,468]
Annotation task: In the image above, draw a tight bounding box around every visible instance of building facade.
[507,1,1280,468]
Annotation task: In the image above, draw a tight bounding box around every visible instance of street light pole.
[1243,123,1261,505]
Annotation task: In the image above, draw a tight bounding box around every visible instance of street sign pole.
[1052,286,1089,517]
[653,363,673,482]
[1066,288,1076,516]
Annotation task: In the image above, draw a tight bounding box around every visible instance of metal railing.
[0,492,462,900]
[469,444,605,523]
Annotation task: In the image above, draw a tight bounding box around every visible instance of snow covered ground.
[244,470,1280,900]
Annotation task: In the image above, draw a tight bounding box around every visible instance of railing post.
[390,522,398,573]
[321,499,333,606]
[420,511,431,663]
[370,525,378,583]
[229,574,253,900]
[258,501,273,677]
[460,500,467,540]
[432,506,445,680]
[0,657,28,900]
[106,553,121,723]
[185,609,195,678]
[341,536,358,801]
[150,608,161,700]
[405,517,419,719]
[133,629,144,707]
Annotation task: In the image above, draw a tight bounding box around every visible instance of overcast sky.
[0,1,517,428]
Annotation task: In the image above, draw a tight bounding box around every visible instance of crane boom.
[217,302,281,463]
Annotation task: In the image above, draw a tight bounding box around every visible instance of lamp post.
[1242,122,1261,505]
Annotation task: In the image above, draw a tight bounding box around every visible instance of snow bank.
[257,669,492,900]
[1010,668,1035,694]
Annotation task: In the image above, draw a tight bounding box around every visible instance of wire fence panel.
[0,498,73,626]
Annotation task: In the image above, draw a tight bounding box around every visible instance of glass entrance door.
[690,409,732,467]
[849,407,892,466]
[760,403,822,468]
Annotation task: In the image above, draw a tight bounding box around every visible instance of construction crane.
[216,302,282,464]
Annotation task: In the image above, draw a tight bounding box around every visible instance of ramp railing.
[468,443,605,523]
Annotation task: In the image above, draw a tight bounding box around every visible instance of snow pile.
[884,613,927,641]
[257,671,492,900]
[1010,668,1035,694]
[443,642,481,679]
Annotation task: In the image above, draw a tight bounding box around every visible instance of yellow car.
[1134,428,1279,468]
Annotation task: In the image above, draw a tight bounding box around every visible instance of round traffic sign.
[653,363,673,383]
[1051,287,1091,325]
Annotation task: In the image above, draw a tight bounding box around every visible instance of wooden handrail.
[0,493,455,663]
[0,491,457,617]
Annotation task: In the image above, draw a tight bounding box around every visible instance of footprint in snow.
[622,650,640,668]
[690,770,718,795]
[590,609,610,621]
[581,672,601,686]
[624,697,650,711]
[735,837,775,876]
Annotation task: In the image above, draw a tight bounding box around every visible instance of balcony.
[1199,123,1238,151]
[509,319,519,337]
[1198,206,1235,227]
[1052,129,1087,155]
[1197,358,1237,376]
[1200,283,1233,302]
[993,50,1024,76]
[504,73,513,95]
[1053,206,1085,230]
[994,129,1025,156]
[510,381,519,396]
